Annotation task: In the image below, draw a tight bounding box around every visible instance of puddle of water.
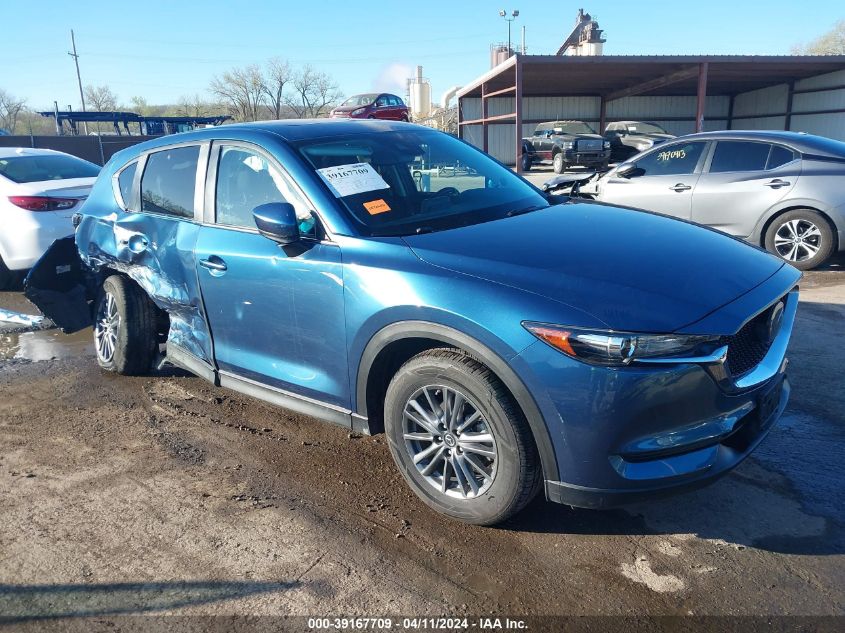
[0,328,94,362]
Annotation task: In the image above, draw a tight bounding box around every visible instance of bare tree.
[285,65,343,119]
[174,94,211,118]
[792,19,845,54]
[83,85,118,112]
[0,88,27,134]
[209,65,266,121]
[262,57,292,119]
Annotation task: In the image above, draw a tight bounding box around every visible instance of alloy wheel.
[773,219,822,263]
[94,292,120,363]
[402,385,498,499]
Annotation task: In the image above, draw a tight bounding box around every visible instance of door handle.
[199,257,227,272]
[670,183,692,192]
[765,179,791,188]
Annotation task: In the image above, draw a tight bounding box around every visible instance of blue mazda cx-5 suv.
[26,120,800,525]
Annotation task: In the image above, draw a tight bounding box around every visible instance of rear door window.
[141,145,200,218]
[635,141,706,176]
[709,141,770,173]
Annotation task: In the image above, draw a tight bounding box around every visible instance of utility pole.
[68,29,88,135]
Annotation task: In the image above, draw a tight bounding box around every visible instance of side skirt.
[166,343,372,434]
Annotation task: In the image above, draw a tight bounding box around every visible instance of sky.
[2,0,843,111]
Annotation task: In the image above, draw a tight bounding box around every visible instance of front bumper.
[562,148,611,165]
[513,288,798,509]
[545,375,789,508]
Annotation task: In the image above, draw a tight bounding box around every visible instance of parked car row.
[25,119,802,526]
[521,119,676,172]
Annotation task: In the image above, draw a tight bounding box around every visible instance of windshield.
[552,121,596,135]
[295,130,550,237]
[626,122,668,134]
[341,94,378,107]
[0,154,100,183]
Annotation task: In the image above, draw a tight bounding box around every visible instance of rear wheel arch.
[355,321,558,482]
[759,205,838,252]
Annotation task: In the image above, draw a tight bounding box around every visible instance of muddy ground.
[0,257,843,628]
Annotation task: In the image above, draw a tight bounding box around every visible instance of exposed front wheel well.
[364,337,452,434]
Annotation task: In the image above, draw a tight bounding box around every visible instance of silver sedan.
[588,130,845,270]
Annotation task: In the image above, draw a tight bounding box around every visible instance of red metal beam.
[515,56,523,172]
[605,65,700,102]
[458,113,516,126]
[481,83,489,153]
[695,62,709,133]
[482,85,517,99]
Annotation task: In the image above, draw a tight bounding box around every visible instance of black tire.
[520,152,532,172]
[93,275,158,375]
[552,152,566,174]
[0,256,15,291]
[383,348,541,525]
[764,209,834,271]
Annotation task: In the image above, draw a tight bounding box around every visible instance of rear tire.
[94,275,158,375]
[764,209,834,271]
[383,348,541,525]
[553,152,566,174]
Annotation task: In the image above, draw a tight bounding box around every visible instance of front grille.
[723,299,783,377]
[576,139,602,151]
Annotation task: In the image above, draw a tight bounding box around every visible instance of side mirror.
[253,202,299,245]
[616,164,643,179]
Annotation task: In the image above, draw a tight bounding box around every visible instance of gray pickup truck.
[521,120,611,173]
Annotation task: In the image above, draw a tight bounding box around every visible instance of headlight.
[351,108,366,115]
[561,141,574,150]
[523,322,721,366]
[603,141,611,149]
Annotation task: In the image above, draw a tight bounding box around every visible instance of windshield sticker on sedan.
[363,199,391,215]
[657,149,687,162]
[317,163,390,198]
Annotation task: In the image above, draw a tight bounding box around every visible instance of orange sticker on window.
[364,199,391,215]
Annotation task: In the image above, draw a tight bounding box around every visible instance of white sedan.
[0,148,99,289]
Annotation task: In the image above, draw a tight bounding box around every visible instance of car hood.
[333,104,371,113]
[402,202,785,333]
[629,133,674,142]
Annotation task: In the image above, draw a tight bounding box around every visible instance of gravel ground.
[0,255,843,629]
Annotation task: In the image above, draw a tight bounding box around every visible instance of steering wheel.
[435,187,460,198]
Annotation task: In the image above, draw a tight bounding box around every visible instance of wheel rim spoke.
[401,383,497,500]
[94,290,120,363]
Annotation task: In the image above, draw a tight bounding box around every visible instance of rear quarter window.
[140,146,200,218]
[116,162,137,210]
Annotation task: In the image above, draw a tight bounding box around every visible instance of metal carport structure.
[456,55,845,172]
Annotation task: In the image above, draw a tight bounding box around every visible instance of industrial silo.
[408,66,432,120]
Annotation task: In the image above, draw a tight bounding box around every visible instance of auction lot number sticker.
[317,163,390,198]
[307,617,527,630]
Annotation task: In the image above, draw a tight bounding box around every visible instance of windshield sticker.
[657,149,687,162]
[363,199,391,215]
[317,163,390,198]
